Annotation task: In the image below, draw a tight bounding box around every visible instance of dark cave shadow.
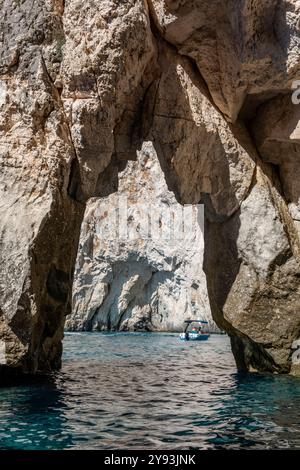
[143,49,244,336]
[0,370,74,450]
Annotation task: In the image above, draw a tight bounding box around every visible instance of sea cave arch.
[1,0,300,379]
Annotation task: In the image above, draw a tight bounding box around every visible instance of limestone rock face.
[206,169,300,373]
[253,94,300,235]
[0,0,155,373]
[67,142,215,333]
[61,0,157,199]
[0,0,300,376]
[0,0,84,372]
[148,0,300,122]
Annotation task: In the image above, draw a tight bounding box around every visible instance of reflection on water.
[0,333,299,449]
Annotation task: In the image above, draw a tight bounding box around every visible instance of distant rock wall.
[66,142,216,332]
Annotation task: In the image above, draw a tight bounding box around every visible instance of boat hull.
[179,333,210,341]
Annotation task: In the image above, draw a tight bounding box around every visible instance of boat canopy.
[184,320,208,324]
[183,320,209,333]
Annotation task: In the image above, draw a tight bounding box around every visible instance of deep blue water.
[0,332,300,449]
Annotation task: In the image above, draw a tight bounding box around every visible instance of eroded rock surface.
[0,0,156,373]
[148,0,300,122]
[67,142,215,333]
[0,0,300,376]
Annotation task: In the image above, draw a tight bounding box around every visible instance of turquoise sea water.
[0,332,300,449]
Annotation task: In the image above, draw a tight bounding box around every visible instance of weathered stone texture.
[0,0,300,375]
[67,142,215,333]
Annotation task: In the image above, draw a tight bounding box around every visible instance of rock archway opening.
[66,141,218,335]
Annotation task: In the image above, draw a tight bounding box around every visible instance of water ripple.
[0,333,299,449]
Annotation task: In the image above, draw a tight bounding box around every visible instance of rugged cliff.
[0,0,300,376]
[67,141,215,332]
